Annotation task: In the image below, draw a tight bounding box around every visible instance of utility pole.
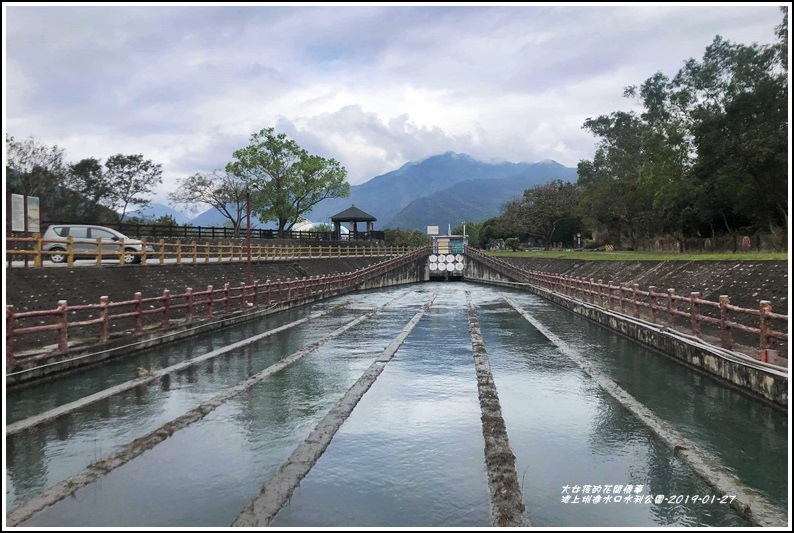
[246,189,252,286]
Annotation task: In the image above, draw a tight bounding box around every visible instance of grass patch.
[486,250,788,261]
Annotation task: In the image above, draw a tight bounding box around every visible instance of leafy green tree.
[577,9,788,250]
[169,170,248,237]
[66,157,120,222]
[504,237,520,251]
[104,154,163,221]
[578,112,656,248]
[227,127,350,237]
[408,229,431,248]
[500,180,580,250]
[313,223,332,233]
[452,220,480,247]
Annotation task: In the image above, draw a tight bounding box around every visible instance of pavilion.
[330,205,377,241]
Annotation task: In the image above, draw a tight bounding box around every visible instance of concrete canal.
[5,283,788,527]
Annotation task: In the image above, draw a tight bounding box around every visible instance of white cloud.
[4,4,783,200]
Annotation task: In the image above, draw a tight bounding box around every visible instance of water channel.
[5,283,787,526]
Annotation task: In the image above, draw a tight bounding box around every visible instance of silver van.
[41,225,154,264]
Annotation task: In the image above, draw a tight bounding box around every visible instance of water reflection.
[6,284,783,526]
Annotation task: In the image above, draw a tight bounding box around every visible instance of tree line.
[6,135,164,224]
[472,8,788,252]
[6,128,350,236]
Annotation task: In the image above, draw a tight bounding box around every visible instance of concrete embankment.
[497,256,788,312]
[5,257,386,313]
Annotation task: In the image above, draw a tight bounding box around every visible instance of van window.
[53,227,68,237]
[69,227,90,239]
[91,228,117,240]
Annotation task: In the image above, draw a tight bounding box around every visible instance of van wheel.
[123,248,141,264]
[50,249,67,263]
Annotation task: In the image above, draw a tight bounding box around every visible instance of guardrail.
[5,247,429,360]
[465,247,788,360]
[35,221,385,242]
[6,235,406,268]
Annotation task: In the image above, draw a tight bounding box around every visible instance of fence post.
[134,292,143,335]
[597,279,603,307]
[648,286,657,323]
[667,289,675,328]
[286,277,292,300]
[33,233,43,268]
[206,285,214,317]
[240,282,246,310]
[265,279,271,305]
[141,237,148,266]
[118,238,126,265]
[192,241,198,264]
[93,237,103,268]
[57,299,69,351]
[7,305,15,362]
[67,235,75,268]
[759,300,772,352]
[159,239,165,265]
[161,289,170,328]
[632,284,640,318]
[224,282,231,313]
[252,281,259,307]
[176,240,182,265]
[690,292,701,337]
[719,295,732,349]
[205,242,210,263]
[99,296,109,343]
[619,285,626,313]
[186,288,194,323]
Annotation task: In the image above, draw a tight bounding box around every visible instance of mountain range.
[168,152,578,230]
[305,152,578,230]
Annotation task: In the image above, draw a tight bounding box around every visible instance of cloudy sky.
[4,4,783,202]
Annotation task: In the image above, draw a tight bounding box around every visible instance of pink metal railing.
[465,247,788,358]
[6,247,429,360]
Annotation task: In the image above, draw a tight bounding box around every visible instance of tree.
[504,237,520,251]
[501,180,580,249]
[104,154,163,221]
[66,157,120,222]
[5,135,99,223]
[673,34,788,234]
[452,221,480,248]
[227,127,350,236]
[169,170,248,237]
[6,134,67,198]
[578,112,656,248]
[408,229,431,248]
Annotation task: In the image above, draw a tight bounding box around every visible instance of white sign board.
[11,194,25,231]
[27,196,41,233]
[427,225,439,235]
[10,194,41,232]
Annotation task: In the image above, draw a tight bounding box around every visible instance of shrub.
[505,237,520,251]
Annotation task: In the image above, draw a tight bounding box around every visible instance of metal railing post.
[7,305,16,361]
[99,296,109,342]
[134,292,143,334]
[690,292,701,337]
[57,299,69,351]
[719,295,732,349]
